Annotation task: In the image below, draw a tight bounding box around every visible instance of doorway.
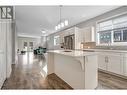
[23,41,34,52]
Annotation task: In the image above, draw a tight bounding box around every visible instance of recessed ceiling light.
[41,31,46,33]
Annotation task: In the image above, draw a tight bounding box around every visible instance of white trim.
[18,34,41,38]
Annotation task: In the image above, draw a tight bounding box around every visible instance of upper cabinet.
[75,26,95,49]
[77,26,95,42]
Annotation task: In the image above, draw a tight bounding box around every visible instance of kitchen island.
[47,50,98,89]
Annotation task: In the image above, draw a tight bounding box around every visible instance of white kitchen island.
[47,50,98,89]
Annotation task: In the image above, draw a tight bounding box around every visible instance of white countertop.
[83,48,127,53]
[47,50,98,57]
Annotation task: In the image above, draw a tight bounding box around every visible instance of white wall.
[41,36,47,48]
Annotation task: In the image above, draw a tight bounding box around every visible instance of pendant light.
[55,5,69,31]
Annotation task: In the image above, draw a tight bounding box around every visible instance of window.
[23,42,27,51]
[0,6,13,19]
[54,36,60,46]
[29,42,33,47]
[99,31,111,44]
[97,14,127,45]
[24,42,27,47]
[29,42,33,50]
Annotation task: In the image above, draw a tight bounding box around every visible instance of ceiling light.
[55,6,69,31]
[58,24,61,29]
[65,20,68,26]
[41,31,46,33]
[61,22,64,27]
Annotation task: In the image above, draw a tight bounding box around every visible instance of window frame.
[96,12,127,46]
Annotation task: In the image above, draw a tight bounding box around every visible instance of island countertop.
[47,50,98,57]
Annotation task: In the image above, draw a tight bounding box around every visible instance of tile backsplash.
[82,42,96,49]
[96,46,127,50]
[82,42,127,50]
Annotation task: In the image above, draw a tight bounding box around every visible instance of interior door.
[0,20,7,88]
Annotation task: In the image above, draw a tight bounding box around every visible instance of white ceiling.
[15,6,120,37]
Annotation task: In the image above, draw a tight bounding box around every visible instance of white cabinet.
[63,27,75,37]
[75,26,95,49]
[98,54,107,70]
[107,53,122,75]
[78,26,95,42]
[98,52,124,76]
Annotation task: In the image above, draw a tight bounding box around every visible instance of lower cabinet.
[98,54,107,70]
[107,53,122,75]
[98,52,125,76]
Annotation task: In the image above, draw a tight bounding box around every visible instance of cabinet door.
[84,28,91,42]
[98,54,107,70]
[107,54,122,75]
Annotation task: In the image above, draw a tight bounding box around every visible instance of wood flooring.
[98,71,127,89]
[1,52,127,89]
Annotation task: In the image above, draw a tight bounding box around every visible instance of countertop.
[47,50,98,57]
[82,48,127,53]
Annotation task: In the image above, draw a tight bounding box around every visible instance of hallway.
[2,52,51,89]
[2,52,72,89]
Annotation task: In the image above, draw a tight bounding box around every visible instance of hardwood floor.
[2,52,72,89]
[2,52,127,89]
[98,71,127,89]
